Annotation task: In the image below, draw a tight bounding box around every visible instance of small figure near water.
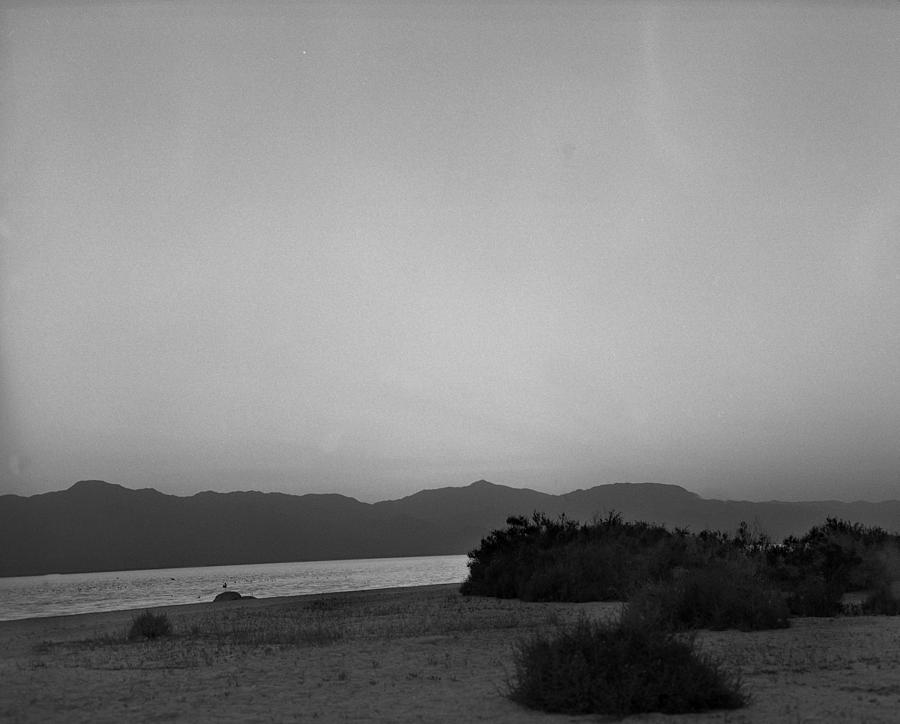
[223,581,227,588]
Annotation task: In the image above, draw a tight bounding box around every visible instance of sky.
[1,1,898,503]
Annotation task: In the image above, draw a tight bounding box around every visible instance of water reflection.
[0,555,469,621]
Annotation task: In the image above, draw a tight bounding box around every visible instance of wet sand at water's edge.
[2,582,899,722]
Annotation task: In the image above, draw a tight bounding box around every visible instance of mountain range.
[2,479,900,577]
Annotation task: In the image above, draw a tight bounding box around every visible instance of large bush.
[627,559,789,631]
[510,615,746,716]
[461,512,691,601]
[765,518,900,615]
[861,583,900,615]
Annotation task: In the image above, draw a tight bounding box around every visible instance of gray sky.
[2,1,898,503]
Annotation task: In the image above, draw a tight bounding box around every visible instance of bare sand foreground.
[2,583,899,723]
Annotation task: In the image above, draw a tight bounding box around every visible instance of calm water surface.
[0,555,469,621]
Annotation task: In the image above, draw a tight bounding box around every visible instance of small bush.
[510,616,746,716]
[128,610,172,641]
[627,561,790,631]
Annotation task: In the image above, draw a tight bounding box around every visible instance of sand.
[2,583,899,723]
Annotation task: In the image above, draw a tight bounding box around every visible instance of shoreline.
[0,581,465,627]
[0,553,470,624]
[4,584,900,722]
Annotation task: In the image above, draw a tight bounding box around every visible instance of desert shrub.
[461,510,773,603]
[765,519,900,616]
[464,511,900,622]
[517,538,678,602]
[861,584,900,615]
[462,512,685,601]
[128,610,172,641]
[781,575,843,617]
[627,560,789,631]
[768,519,896,589]
[461,512,584,598]
[509,616,746,716]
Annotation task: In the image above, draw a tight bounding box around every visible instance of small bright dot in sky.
[0,1,899,503]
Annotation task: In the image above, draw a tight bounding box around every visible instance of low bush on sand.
[510,615,746,716]
[128,610,172,641]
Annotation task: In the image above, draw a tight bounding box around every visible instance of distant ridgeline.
[1,479,899,577]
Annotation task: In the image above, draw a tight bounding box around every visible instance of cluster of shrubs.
[462,511,900,620]
[463,512,900,717]
[767,519,900,616]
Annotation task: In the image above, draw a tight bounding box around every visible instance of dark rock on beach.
[213,590,243,602]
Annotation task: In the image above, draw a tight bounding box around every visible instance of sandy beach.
[2,583,899,723]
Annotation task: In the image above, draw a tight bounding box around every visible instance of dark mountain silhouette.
[2,479,899,576]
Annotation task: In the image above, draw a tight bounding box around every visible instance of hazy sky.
[2,1,899,502]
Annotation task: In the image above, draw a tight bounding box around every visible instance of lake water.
[0,554,470,622]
